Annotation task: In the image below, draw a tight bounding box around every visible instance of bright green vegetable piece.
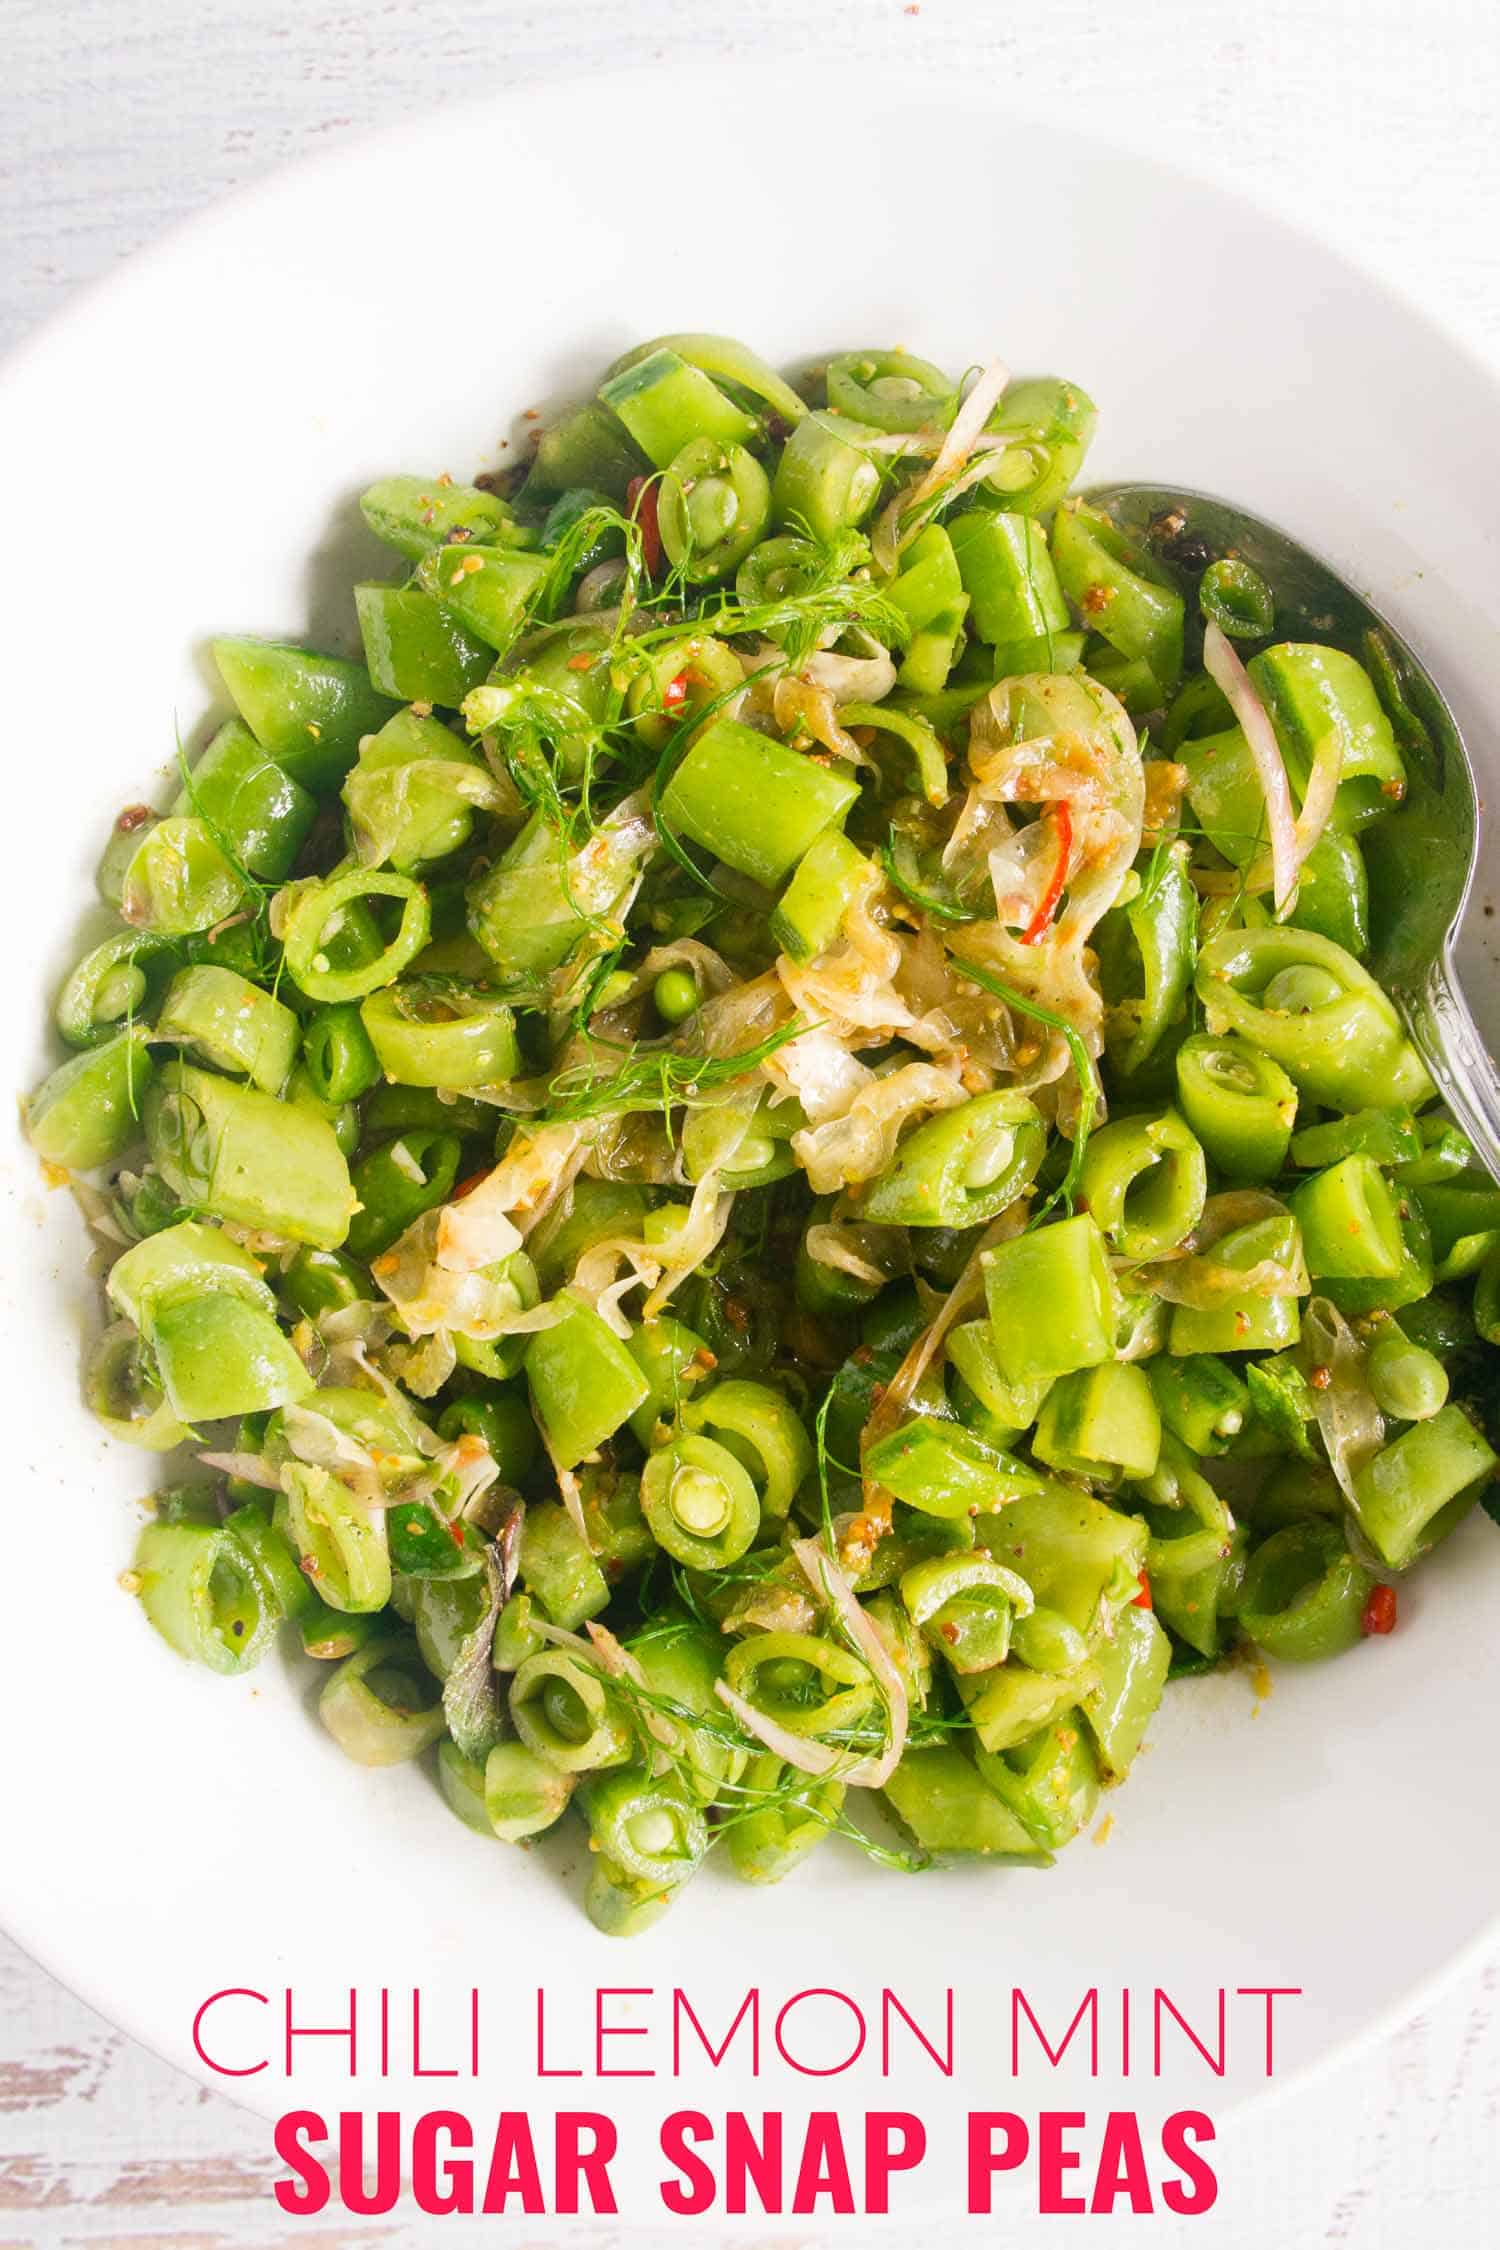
[509,1648,631,1773]
[982,1214,1117,1386]
[982,376,1098,517]
[173,717,317,882]
[1051,501,1184,695]
[1196,926,1433,1113]
[484,1741,575,1842]
[1033,1361,1161,1481]
[770,828,878,963]
[527,401,648,503]
[1249,643,1406,830]
[1290,1155,1405,1280]
[657,437,770,582]
[978,1483,1147,1636]
[641,1432,761,1567]
[343,706,496,872]
[600,347,757,467]
[659,716,859,888]
[1149,1353,1249,1455]
[1167,1214,1304,1356]
[1175,1031,1297,1181]
[360,977,518,1088]
[771,411,880,540]
[360,473,526,560]
[284,1462,392,1615]
[416,541,548,653]
[950,509,1068,646]
[726,1753,846,1885]
[149,1292,313,1423]
[26,1028,154,1170]
[213,636,399,793]
[1078,1109,1206,1259]
[1366,1326,1449,1422]
[354,583,492,706]
[865,1417,1043,1520]
[862,1090,1045,1230]
[1349,1406,1497,1569]
[525,1292,650,1468]
[120,817,246,936]
[319,1633,445,1763]
[153,965,298,1093]
[883,1742,1050,1859]
[888,525,964,633]
[145,1059,356,1248]
[1081,1603,1170,1781]
[975,1718,1099,1852]
[133,1516,278,1674]
[827,349,956,433]
[468,802,650,977]
[518,1499,609,1631]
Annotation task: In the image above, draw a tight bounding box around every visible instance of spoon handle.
[1398,948,1500,1184]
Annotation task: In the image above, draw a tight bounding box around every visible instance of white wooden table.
[4,2,1500,2241]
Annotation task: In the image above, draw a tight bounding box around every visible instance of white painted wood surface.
[3,2,1500,2241]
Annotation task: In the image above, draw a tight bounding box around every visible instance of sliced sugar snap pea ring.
[640,1432,761,1567]
[682,1378,814,1519]
[826,349,958,433]
[119,817,248,937]
[723,1630,879,1741]
[1077,1108,1206,1260]
[319,1633,447,1765]
[770,411,881,541]
[725,1753,847,1886]
[131,1515,280,1675]
[1238,1521,1373,1663]
[578,1766,709,1890]
[56,930,175,1048]
[360,976,519,1089]
[861,1090,1045,1229]
[1175,1031,1297,1181]
[657,438,771,583]
[84,1322,190,1451]
[483,1741,576,1842]
[899,1550,1034,1676]
[300,1003,382,1105]
[509,1649,633,1774]
[152,965,299,1093]
[1195,925,1433,1113]
[276,863,431,1005]
[283,1463,392,1616]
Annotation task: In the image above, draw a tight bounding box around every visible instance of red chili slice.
[1020,801,1073,946]
[626,475,663,575]
[1361,1583,1397,1636]
[1132,1572,1153,1610]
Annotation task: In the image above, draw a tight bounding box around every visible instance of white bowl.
[2,67,1498,2228]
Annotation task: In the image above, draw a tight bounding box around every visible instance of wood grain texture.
[2,1,1499,2242]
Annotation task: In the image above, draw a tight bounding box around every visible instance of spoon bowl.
[1088,482,1500,1179]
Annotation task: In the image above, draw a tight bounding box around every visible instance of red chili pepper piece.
[1132,1571,1152,1610]
[1361,1583,1397,1636]
[662,672,690,712]
[626,475,663,575]
[453,1168,491,1200]
[1020,801,1073,946]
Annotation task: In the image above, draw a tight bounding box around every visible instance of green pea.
[653,967,700,1024]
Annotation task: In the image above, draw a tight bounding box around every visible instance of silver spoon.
[1086,483,1500,1181]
